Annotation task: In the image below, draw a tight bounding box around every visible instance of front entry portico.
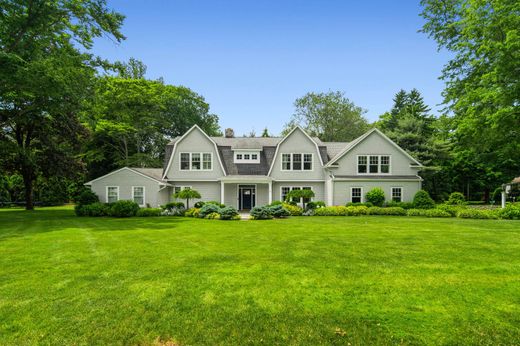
[219,175,273,211]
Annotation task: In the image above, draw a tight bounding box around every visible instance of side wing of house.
[163,126,225,203]
[328,129,422,204]
[86,168,168,207]
[269,127,327,202]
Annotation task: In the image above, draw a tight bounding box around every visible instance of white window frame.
[106,186,119,203]
[280,153,313,171]
[350,187,363,203]
[179,152,213,171]
[280,186,313,204]
[132,186,145,207]
[391,187,403,202]
[356,155,391,175]
[234,150,261,164]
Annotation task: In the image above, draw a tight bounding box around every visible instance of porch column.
[220,181,225,204]
[268,181,272,204]
[501,190,506,209]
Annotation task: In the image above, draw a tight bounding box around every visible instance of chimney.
[225,128,235,138]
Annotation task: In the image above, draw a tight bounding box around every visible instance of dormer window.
[234,151,260,163]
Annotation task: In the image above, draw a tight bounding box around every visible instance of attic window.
[234,151,260,164]
[357,155,391,174]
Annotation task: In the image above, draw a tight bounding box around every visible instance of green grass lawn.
[1,207,520,345]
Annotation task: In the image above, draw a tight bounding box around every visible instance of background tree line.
[1,0,518,208]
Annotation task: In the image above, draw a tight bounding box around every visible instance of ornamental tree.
[174,189,201,209]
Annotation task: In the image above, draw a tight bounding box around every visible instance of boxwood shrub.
[447,192,466,205]
[385,201,414,209]
[413,190,435,209]
[109,200,140,217]
[136,208,162,217]
[366,187,385,207]
[314,206,369,216]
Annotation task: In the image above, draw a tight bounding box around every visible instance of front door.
[238,185,256,210]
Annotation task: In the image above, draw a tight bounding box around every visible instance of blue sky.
[93,0,451,136]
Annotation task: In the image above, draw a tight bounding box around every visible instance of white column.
[220,181,225,204]
[326,175,333,206]
[268,181,272,204]
[501,191,506,209]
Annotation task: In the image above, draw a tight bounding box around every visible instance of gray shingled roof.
[131,167,165,181]
[164,135,352,176]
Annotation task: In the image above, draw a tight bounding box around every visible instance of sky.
[92,0,451,136]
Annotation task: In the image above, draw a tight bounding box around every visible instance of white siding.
[332,180,422,205]
[171,181,220,206]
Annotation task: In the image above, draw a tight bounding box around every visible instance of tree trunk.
[22,170,34,210]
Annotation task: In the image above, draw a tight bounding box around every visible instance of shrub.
[367,207,406,216]
[413,190,435,209]
[219,206,239,220]
[268,204,291,218]
[407,208,451,218]
[205,212,221,220]
[282,203,303,216]
[492,187,503,203]
[435,203,464,217]
[269,200,283,206]
[385,201,414,209]
[76,189,99,206]
[457,209,499,219]
[162,202,185,210]
[109,200,140,217]
[74,204,86,216]
[314,206,348,216]
[447,192,466,205]
[136,208,162,217]
[346,202,373,207]
[185,208,200,217]
[250,206,273,220]
[206,201,226,208]
[198,203,221,218]
[286,189,315,210]
[194,201,205,208]
[306,201,326,210]
[366,187,385,207]
[498,204,520,220]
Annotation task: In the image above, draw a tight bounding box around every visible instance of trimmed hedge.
[136,208,162,217]
[457,209,499,219]
[367,207,407,216]
[366,187,385,207]
[314,206,369,216]
[346,202,373,208]
[385,201,414,209]
[407,208,451,218]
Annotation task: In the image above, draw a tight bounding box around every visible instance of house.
[85,126,423,209]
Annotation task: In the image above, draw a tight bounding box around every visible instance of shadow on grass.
[0,207,191,242]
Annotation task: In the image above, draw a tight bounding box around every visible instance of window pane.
[303,154,312,170]
[252,154,258,160]
[291,187,301,203]
[369,156,379,173]
[174,186,181,194]
[352,188,362,203]
[392,188,402,202]
[107,187,118,203]
[381,156,390,173]
[203,153,212,170]
[180,153,190,170]
[282,154,291,170]
[358,156,367,173]
[191,153,201,170]
[133,187,144,205]
[302,187,312,203]
[236,154,242,160]
[281,187,291,201]
[293,154,302,170]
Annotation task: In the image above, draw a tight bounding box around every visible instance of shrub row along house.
[85,125,423,209]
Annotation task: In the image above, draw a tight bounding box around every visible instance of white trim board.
[85,167,169,186]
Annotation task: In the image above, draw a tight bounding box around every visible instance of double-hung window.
[357,155,391,174]
[107,186,119,203]
[180,153,212,171]
[174,186,191,194]
[132,186,145,206]
[351,187,362,203]
[391,187,402,202]
[281,153,312,171]
[281,186,312,203]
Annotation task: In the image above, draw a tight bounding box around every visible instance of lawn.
[1,207,520,345]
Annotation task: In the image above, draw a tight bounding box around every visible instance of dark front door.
[239,185,256,210]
